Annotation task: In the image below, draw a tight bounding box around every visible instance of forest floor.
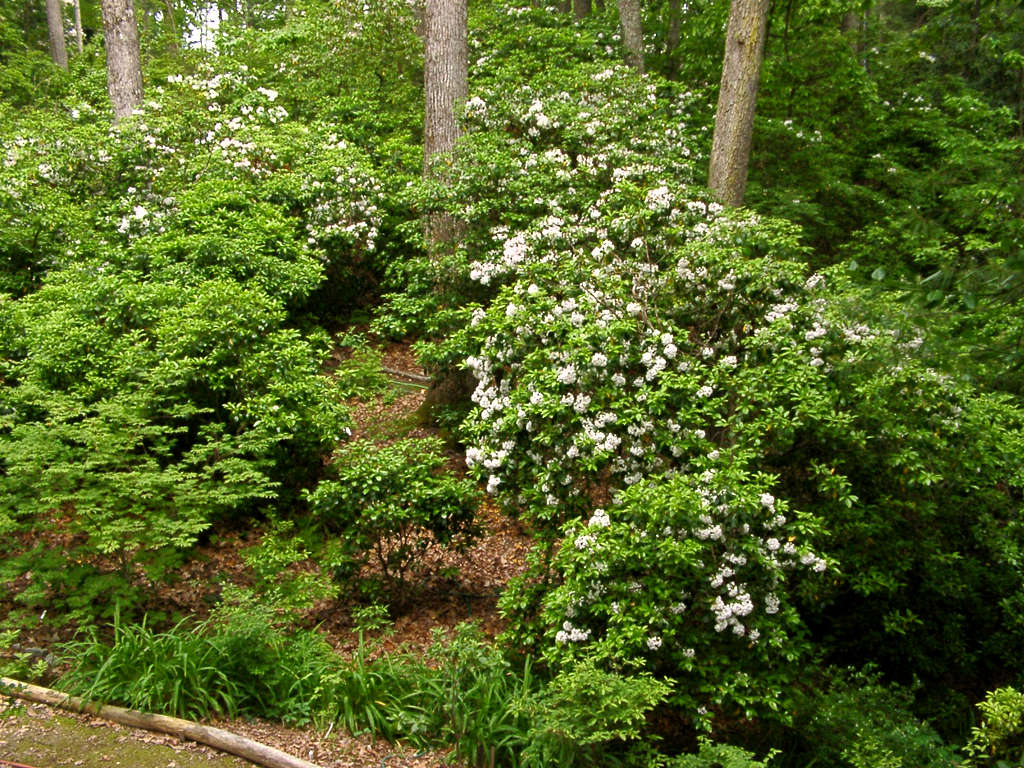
[0,695,451,768]
[0,340,534,768]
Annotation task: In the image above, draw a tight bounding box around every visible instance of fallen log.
[0,677,322,768]
[381,365,431,384]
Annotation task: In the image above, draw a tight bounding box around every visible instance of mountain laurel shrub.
[379,31,1024,727]
[0,67,400,615]
[454,185,1024,722]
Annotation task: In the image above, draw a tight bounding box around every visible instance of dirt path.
[1,698,450,768]
[1,700,252,768]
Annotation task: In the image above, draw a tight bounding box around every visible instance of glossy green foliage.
[963,687,1024,767]
[781,668,958,768]
[375,2,1024,739]
[306,438,480,591]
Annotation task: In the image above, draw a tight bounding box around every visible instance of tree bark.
[422,0,469,416]
[45,0,68,68]
[667,0,681,53]
[574,0,591,20]
[73,0,84,52]
[617,0,643,73]
[665,0,682,75]
[164,0,179,52]
[423,0,467,248]
[0,677,322,768]
[708,0,769,206]
[101,0,144,121]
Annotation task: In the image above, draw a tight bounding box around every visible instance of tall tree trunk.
[423,0,471,416]
[617,0,643,73]
[73,0,84,52]
[574,0,591,19]
[666,0,681,74]
[101,0,144,121]
[45,0,68,68]
[164,0,179,52]
[708,0,769,206]
[423,0,467,248]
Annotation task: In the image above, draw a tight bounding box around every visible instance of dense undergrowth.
[2,0,1024,765]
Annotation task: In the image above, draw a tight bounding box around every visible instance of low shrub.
[306,437,480,592]
[787,668,957,768]
[963,687,1024,767]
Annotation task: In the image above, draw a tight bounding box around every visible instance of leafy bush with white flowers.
[541,468,823,727]
[384,34,1024,721]
[379,58,707,344]
[0,49,413,614]
[446,172,1024,718]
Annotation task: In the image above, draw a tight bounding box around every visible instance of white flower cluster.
[464,95,487,118]
[525,98,557,136]
[712,584,755,635]
[645,185,672,210]
[113,188,176,238]
[555,621,591,644]
[302,148,384,257]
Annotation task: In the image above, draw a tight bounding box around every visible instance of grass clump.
[59,607,337,725]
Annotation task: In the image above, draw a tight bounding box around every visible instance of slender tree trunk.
[45,0,68,68]
[1017,64,1023,138]
[140,0,153,38]
[841,10,857,34]
[73,0,84,52]
[423,0,467,248]
[574,0,591,20]
[617,0,643,73]
[101,0,144,121]
[164,0,179,52]
[667,0,681,49]
[666,0,681,74]
[708,0,769,206]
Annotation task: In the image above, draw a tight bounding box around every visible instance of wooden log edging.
[381,365,431,384]
[0,677,323,768]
